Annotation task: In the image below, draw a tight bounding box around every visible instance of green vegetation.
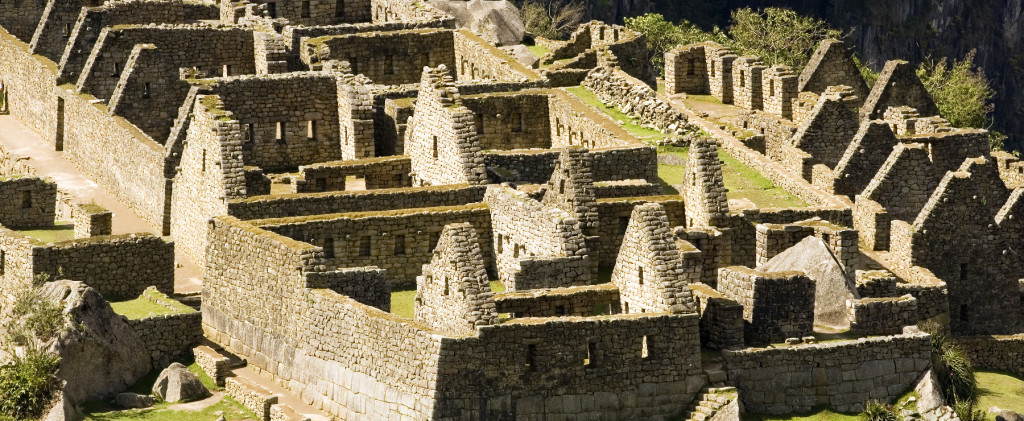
[520,0,584,40]
[1,282,65,421]
[976,371,1024,420]
[917,50,1008,151]
[860,400,899,421]
[109,291,192,320]
[81,356,256,421]
[526,44,549,60]
[657,145,807,208]
[625,8,839,75]
[742,407,860,421]
[18,223,75,244]
[564,86,667,142]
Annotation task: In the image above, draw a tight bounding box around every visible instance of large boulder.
[152,362,211,402]
[36,280,152,405]
[431,0,525,45]
[501,44,539,68]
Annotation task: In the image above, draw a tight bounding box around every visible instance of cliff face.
[612,0,1024,151]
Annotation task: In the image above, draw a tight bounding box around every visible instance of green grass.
[565,86,667,142]
[976,370,1024,419]
[687,94,724,105]
[17,223,74,243]
[741,407,860,421]
[80,357,257,421]
[657,145,807,208]
[109,289,195,319]
[526,44,549,59]
[390,281,507,319]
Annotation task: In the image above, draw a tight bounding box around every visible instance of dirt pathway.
[0,114,202,294]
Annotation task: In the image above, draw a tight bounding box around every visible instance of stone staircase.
[680,387,737,421]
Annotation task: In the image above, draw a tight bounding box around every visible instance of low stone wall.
[722,332,932,414]
[0,176,56,229]
[894,279,949,322]
[305,267,390,311]
[124,287,202,367]
[227,184,487,220]
[484,146,657,185]
[595,196,685,267]
[494,283,619,318]
[67,200,112,239]
[194,345,231,387]
[592,180,663,199]
[582,66,694,138]
[718,266,815,344]
[226,377,279,421]
[954,335,1024,378]
[35,233,175,299]
[293,155,412,192]
[847,295,918,336]
[688,283,743,350]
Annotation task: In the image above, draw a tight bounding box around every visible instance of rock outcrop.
[430,0,525,45]
[152,362,211,403]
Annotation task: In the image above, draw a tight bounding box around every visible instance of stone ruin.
[0,0,1022,419]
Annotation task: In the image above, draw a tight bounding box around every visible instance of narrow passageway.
[0,114,203,293]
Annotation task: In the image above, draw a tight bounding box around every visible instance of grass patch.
[565,86,666,142]
[17,223,75,243]
[687,94,724,105]
[976,370,1024,419]
[80,356,255,420]
[526,44,549,59]
[109,289,195,320]
[657,146,807,208]
[391,281,508,319]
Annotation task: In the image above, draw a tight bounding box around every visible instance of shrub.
[0,349,61,420]
[917,50,1006,151]
[953,400,986,421]
[520,0,584,40]
[861,400,899,421]
[938,345,977,404]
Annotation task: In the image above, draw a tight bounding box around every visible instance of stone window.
[618,216,629,234]
[558,179,565,194]
[555,119,561,136]
[641,335,650,359]
[384,55,395,75]
[266,2,277,18]
[111,62,122,78]
[276,122,286,143]
[612,29,619,41]
[315,178,326,191]
[623,302,629,313]
[597,26,605,40]
[687,58,696,75]
[222,65,231,77]
[821,232,831,245]
[638,267,643,285]
[301,0,310,18]
[394,235,406,255]
[359,236,371,257]
[512,113,523,133]
[244,123,254,146]
[959,263,968,281]
[335,0,344,17]
[349,57,358,74]
[585,342,596,367]
[496,234,503,254]
[323,237,335,258]
[21,191,31,209]
[525,344,536,372]
[201,149,207,172]
[769,79,775,96]
[420,52,430,67]
[709,61,715,78]
[431,136,438,159]
[392,173,404,186]
[307,120,317,141]
[142,82,151,99]
[62,23,71,38]
[0,250,4,276]
[555,305,566,316]
[443,276,449,296]
[960,304,969,322]
[513,243,519,258]
[739,70,745,87]
[475,113,484,135]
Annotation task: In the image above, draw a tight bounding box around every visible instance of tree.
[727,7,842,71]
[520,0,585,40]
[917,50,1007,151]
[624,13,726,75]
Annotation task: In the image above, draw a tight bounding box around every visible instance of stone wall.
[830,120,898,198]
[305,266,390,310]
[762,66,797,120]
[407,65,487,186]
[251,0,371,26]
[34,233,175,299]
[717,266,815,345]
[124,286,202,367]
[797,39,869,106]
[595,196,685,268]
[0,176,56,229]
[414,222,497,335]
[548,89,643,150]
[303,28,455,85]
[484,185,589,290]
[203,215,706,420]
[854,143,940,250]
[611,203,697,315]
[292,155,407,193]
[861,60,939,121]
[665,44,706,95]
[581,66,694,137]
[462,92,551,150]
[846,295,918,336]
[722,332,931,414]
[754,220,858,270]
[453,29,539,83]
[256,203,492,288]
[732,56,765,111]
[228,184,487,220]
[493,284,619,318]
[676,226,731,287]
[954,335,1024,379]
[199,72,343,171]
[688,283,743,350]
